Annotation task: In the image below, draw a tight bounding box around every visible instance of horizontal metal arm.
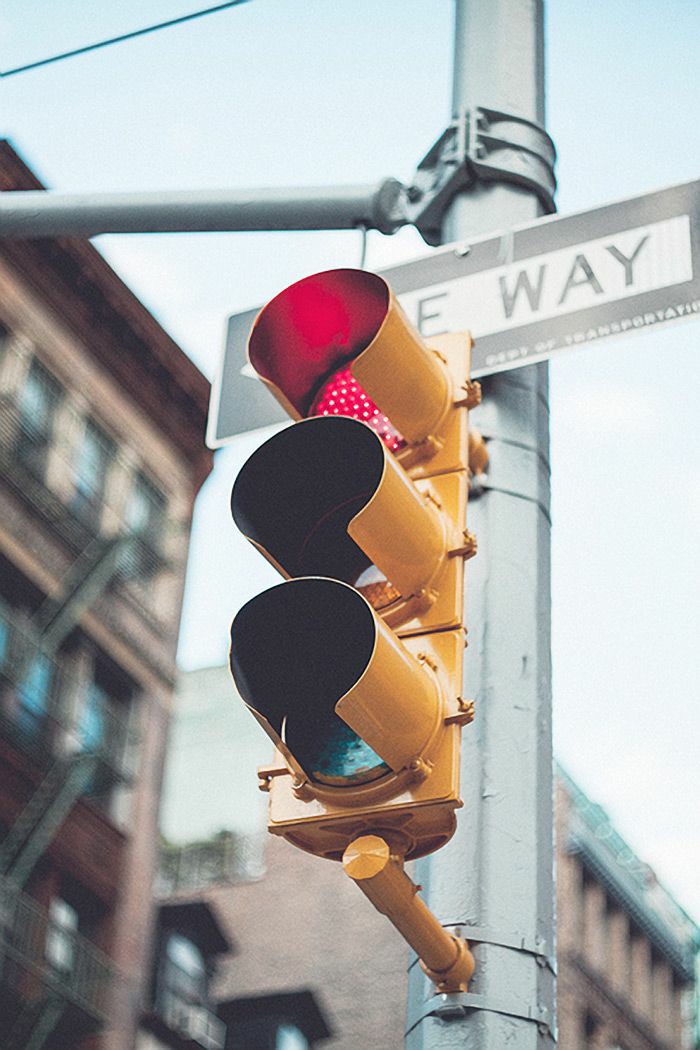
[0,109,555,243]
[0,178,408,238]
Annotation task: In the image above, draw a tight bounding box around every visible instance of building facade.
[0,140,212,1049]
[159,665,699,1049]
[556,770,698,1049]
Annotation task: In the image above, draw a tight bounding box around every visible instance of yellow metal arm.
[342,834,475,993]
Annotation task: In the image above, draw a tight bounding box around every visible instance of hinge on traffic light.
[448,530,478,561]
[444,698,475,727]
[405,108,557,245]
[455,379,482,409]
[257,763,288,792]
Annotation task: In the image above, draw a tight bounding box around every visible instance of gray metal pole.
[406,1,555,1047]
[0,180,405,238]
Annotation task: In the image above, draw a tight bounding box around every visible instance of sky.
[1,1,698,922]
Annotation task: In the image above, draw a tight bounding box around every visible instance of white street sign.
[208,179,700,446]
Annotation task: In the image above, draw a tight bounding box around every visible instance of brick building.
[159,665,699,1049]
[0,140,212,1049]
[556,769,698,1049]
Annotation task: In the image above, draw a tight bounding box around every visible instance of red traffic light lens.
[248,269,389,418]
[309,365,406,453]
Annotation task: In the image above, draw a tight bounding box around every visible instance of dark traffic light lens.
[232,416,383,585]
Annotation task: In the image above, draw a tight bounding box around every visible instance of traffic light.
[229,268,483,990]
[231,575,466,860]
[245,267,481,478]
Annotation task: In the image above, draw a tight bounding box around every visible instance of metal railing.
[0,391,170,583]
[0,877,114,1022]
[0,614,134,787]
[157,831,266,894]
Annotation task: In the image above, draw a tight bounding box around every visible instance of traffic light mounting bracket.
[343,834,475,993]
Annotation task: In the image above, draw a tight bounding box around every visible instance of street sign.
[207,179,700,447]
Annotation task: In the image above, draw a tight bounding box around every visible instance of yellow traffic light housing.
[228,267,486,992]
[230,578,468,861]
[343,835,475,993]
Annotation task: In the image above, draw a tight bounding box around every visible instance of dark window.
[16,360,61,478]
[71,420,115,526]
[584,1011,599,1039]
[227,1015,311,1050]
[122,473,167,580]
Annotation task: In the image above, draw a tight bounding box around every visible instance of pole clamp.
[405,991,555,1041]
[405,107,557,244]
[456,924,556,974]
[408,923,556,976]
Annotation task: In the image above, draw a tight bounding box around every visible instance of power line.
[0,0,251,79]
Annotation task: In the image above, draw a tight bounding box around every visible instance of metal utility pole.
[405,1,555,1047]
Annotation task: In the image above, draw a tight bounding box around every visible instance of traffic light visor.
[231,416,382,586]
[247,268,452,448]
[230,578,441,786]
[248,269,388,418]
[231,416,457,628]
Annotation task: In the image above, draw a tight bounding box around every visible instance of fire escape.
[0,393,161,1049]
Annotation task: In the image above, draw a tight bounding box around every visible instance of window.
[0,603,9,671]
[72,419,115,526]
[160,933,208,1021]
[80,681,107,754]
[123,473,167,580]
[16,651,54,739]
[166,933,207,1001]
[583,1012,599,1040]
[277,1024,309,1050]
[16,360,61,478]
[77,676,131,796]
[126,473,166,539]
[46,898,78,975]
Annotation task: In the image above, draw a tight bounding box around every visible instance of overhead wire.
[0,0,251,79]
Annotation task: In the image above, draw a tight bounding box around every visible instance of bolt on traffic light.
[228,267,485,991]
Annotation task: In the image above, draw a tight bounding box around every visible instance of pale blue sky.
[2,0,698,918]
